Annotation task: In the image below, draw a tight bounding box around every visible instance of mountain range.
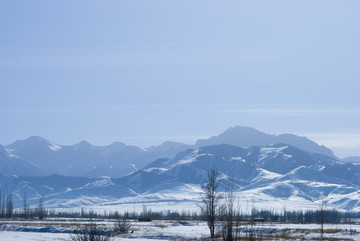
[1,126,338,178]
[1,126,360,211]
[1,136,191,177]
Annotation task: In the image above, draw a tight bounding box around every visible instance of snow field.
[1,219,360,241]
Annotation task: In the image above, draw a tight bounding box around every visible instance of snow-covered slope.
[2,143,360,211]
[116,144,360,211]
[0,174,136,208]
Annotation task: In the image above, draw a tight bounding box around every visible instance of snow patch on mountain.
[259,146,289,161]
[48,141,62,151]
[230,157,246,163]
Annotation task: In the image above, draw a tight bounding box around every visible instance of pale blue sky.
[1,0,359,157]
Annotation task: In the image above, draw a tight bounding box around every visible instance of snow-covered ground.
[0,232,165,241]
[1,219,360,241]
[0,219,209,241]
[252,222,360,240]
[0,232,69,241]
[51,189,328,216]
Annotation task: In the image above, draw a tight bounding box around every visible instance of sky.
[1,0,359,158]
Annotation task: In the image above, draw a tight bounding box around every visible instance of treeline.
[0,190,13,218]
[217,208,356,224]
[0,190,46,219]
[23,206,360,225]
[2,190,360,225]
[46,207,200,220]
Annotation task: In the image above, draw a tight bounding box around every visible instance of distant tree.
[23,194,30,219]
[200,167,221,238]
[142,204,149,218]
[81,207,85,218]
[222,183,235,241]
[6,191,14,218]
[37,197,46,220]
[318,199,327,239]
[0,190,6,217]
[0,189,2,217]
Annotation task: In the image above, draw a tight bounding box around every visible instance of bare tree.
[114,212,131,234]
[319,199,327,239]
[142,204,149,218]
[200,167,221,238]
[23,194,30,219]
[0,190,6,217]
[37,197,46,220]
[6,191,13,218]
[0,189,2,217]
[234,201,242,241]
[222,183,235,241]
[69,222,112,241]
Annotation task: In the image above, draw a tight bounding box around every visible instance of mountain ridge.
[196,126,335,158]
[2,143,360,212]
[1,126,340,178]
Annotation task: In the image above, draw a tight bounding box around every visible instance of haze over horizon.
[1,1,359,158]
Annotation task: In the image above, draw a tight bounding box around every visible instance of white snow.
[0,231,68,241]
[6,153,20,158]
[230,157,246,163]
[42,185,54,191]
[129,164,138,171]
[145,167,168,173]
[253,168,282,181]
[85,177,114,187]
[1,220,360,241]
[0,231,167,241]
[48,141,62,151]
[259,146,289,161]
[173,150,213,166]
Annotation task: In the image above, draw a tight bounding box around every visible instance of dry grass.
[310,238,353,241]
[322,228,343,234]
[153,224,167,228]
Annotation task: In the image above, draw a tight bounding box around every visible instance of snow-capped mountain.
[114,143,360,211]
[2,126,360,211]
[1,127,339,178]
[3,143,360,211]
[117,143,360,211]
[0,174,135,208]
[3,136,190,177]
[196,126,335,158]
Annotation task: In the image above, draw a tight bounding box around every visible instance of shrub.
[69,222,111,241]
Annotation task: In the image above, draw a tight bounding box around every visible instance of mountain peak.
[195,126,335,158]
[27,135,47,141]
[227,125,266,133]
[195,126,271,148]
[108,141,127,148]
[73,140,93,149]
[222,126,271,138]
[158,141,188,148]
[146,141,190,154]
[23,136,51,145]
[6,136,59,150]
